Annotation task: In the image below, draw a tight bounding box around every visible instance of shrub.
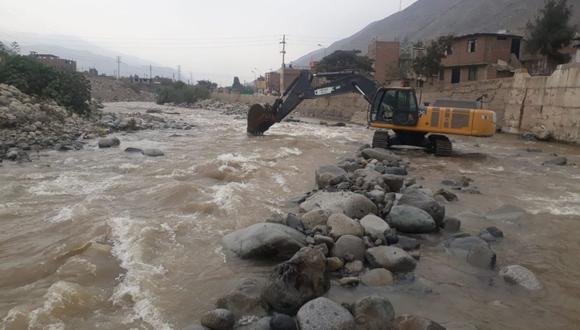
[156,81,210,105]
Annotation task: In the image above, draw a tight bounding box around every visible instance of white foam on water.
[275,147,303,158]
[210,182,253,213]
[108,217,173,330]
[518,192,580,216]
[28,173,122,197]
[119,163,141,170]
[273,174,290,193]
[46,207,73,223]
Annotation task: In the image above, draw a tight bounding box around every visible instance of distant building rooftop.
[454,32,523,40]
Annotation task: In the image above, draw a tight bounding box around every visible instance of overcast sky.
[0,0,417,85]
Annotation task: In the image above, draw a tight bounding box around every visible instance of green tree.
[527,0,576,65]
[413,36,454,80]
[10,41,20,55]
[315,50,374,73]
[197,80,217,90]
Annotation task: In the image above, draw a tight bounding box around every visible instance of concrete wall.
[503,64,580,143]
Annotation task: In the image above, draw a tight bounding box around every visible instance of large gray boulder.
[446,235,488,252]
[360,214,390,240]
[388,205,437,234]
[353,168,388,191]
[332,235,366,261]
[316,165,347,189]
[398,189,445,226]
[383,174,405,192]
[297,297,355,330]
[327,213,364,238]
[365,246,417,273]
[98,137,120,148]
[216,278,267,321]
[262,247,329,314]
[360,268,394,287]
[223,223,306,260]
[300,191,377,219]
[361,148,401,162]
[499,265,542,290]
[352,296,395,330]
[201,309,235,330]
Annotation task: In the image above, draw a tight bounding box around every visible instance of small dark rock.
[270,314,297,330]
[98,137,120,148]
[125,147,143,153]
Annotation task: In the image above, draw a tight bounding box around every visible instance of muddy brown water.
[1,102,579,330]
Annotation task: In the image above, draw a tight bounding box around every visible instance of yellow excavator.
[247,70,496,156]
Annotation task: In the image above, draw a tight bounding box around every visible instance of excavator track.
[372,130,391,149]
[430,135,453,157]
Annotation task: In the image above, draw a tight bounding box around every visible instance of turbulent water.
[1,102,579,330]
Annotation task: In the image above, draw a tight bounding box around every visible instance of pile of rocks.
[193,99,250,117]
[99,111,194,132]
[0,84,95,162]
[193,144,544,329]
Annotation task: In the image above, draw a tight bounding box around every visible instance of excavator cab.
[370,88,420,127]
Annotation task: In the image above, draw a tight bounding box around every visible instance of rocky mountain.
[294,0,580,65]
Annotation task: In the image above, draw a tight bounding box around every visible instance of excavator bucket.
[247,104,277,135]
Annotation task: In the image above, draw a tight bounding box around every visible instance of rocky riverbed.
[1,100,580,330]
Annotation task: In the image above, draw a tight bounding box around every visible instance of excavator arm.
[247,70,378,135]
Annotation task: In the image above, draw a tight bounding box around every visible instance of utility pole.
[280,34,287,93]
[399,0,403,11]
[116,56,122,80]
[177,65,181,82]
[190,72,194,85]
[149,65,153,84]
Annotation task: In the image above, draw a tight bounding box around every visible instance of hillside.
[295,0,580,65]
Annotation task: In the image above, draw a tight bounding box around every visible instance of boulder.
[542,156,567,166]
[499,265,542,290]
[361,148,401,162]
[466,245,496,269]
[365,246,417,273]
[360,214,390,240]
[385,167,407,176]
[262,247,329,314]
[327,213,364,238]
[270,314,297,330]
[396,236,420,251]
[442,217,461,233]
[216,278,267,320]
[236,317,271,330]
[353,168,388,191]
[392,315,446,330]
[326,257,344,272]
[296,297,355,330]
[361,268,394,287]
[314,235,334,248]
[200,309,235,330]
[301,209,331,230]
[223,223,306,260]
[98,137,120,148]
[344,260,364,274]
[332,235,366,261]
[388,206,437,234]
[398,189,445,226]
[143,148,165,157]
[446,236,488,252]
[286,213,304,232]
[352,296,395,330]
[300,191,378,219]
[383,174,405,192]
[124,147,143,153]
[478,226,504,243]
[316,165,347,189]
[434,188,458,202]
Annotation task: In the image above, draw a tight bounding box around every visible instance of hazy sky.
[0,0,417,85]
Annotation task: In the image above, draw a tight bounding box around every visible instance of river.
[1,102,579,330]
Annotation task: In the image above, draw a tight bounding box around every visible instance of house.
[28,52,77,72]
[265,71,281,94]
[439,33,523,84]
[367,40,401,85]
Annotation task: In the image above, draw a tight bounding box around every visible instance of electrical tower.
[280,34,287,68]
[149,65,153,84]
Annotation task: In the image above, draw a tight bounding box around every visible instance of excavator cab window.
[371,89,419,127]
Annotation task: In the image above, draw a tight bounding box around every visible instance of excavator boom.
[247,70,378,135]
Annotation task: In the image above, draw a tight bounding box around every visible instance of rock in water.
[361,148,401,162]
[296,297,355,330]
[223,223,306,260]
[442,217,461,233]
[499,265,542,290]
[315,165,347,189]
[98,137,120,148]
[124,147,143,153]
[300,191,378,219]
[262,247,329,315]
[327,213,364,238]
[542,156,567,166]
[365,246,417,273]
[201,309,235,330]
[352,296,395,330]
[216,278,267,320]
[388,205,437,234]
[398,189,445,226]
[392,315,446,330]
[446,235,488,252]
[143,148,165,157]
[466,245,497,269]
[332,235,366,261]
[270,313,297,330]
[361,268,394,286]
[360,214,390,240]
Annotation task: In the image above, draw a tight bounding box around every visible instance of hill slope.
[295,0,580,65]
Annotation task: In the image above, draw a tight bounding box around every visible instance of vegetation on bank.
[0,42,93,116]
[315,50,374,74]
[155,81,211,105]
